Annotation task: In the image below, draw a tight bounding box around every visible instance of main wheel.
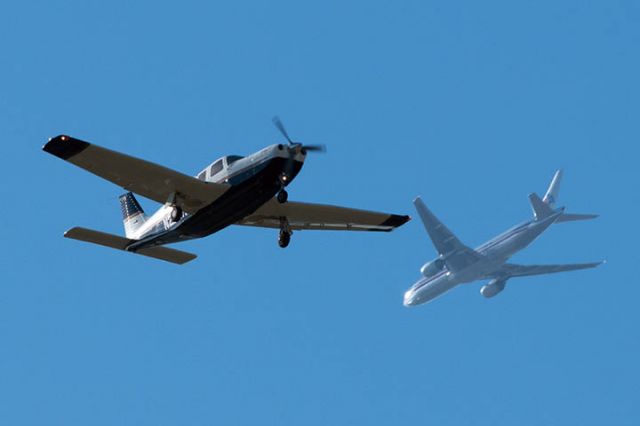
[278,231,291,248]
[170,206,183,222]
[277,189,288,204]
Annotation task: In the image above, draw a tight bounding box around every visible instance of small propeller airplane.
[404,170,603,307]
[43,117,410,264]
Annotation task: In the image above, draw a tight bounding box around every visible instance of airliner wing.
[43,135,230,214]
[413,197,483,270]
[237,199,410,232]
[497,261,603,278]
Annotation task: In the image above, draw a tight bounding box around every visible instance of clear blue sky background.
[1,1,638,425]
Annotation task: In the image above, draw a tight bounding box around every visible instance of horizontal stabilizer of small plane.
[495,261,604,278]
[64,227,197,265]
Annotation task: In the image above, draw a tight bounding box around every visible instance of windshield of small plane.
[226,155,243,166]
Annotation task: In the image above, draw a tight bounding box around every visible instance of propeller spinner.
[272,116,326,154]
[271,116,326,205]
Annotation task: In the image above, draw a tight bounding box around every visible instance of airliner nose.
[403,290,415,307]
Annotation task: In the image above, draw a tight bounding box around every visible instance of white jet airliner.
[404,170,602,306]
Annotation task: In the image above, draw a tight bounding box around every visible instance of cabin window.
[210,160,224,176]
[226,155,243,166]
[197,171,207,181]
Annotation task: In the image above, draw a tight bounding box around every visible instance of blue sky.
[1,0,639,424]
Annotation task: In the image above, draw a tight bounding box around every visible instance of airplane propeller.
[272,116,326,153]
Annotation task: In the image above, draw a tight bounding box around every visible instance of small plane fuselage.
[126,144,306,250]
[43,118,410,264]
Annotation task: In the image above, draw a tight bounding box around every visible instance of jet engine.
[480,279,507,298]
[420,258,445,277]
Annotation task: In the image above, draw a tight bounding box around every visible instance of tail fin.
[119,192,147,238]
[529,170,598,223]
[529,193,554,220]
[543,169,563,208]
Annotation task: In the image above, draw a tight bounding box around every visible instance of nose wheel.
[277,189,288,204]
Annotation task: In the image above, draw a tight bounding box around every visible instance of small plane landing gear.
[278,217,291,248]
[278,230,291,248]
[170,205,183,222]
[277,189,288,204]
[166,192,184,223]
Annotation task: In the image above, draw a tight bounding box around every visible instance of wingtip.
[381,214,412,229]
[42,135,90,160]
[176,253,198,265]
[63,227,80,238]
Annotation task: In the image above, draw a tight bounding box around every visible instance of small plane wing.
[237,199,410,232]
[413,197,483,271]
[64,227,197,264]
[496,261,604,278]
[43,135,230,214]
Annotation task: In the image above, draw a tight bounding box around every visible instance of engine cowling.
[480,279,507,298]
[420,258,445,277]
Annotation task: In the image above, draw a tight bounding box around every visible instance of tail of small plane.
[119,192,148,238]
[64,227,197,264]
[529,169,598,223]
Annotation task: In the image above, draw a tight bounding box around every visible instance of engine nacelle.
[480,279,507,298]
[420,258,445,277]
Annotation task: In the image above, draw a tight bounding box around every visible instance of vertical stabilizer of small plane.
[119,192,147,238]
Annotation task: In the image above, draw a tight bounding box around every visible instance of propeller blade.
[272,116,294,145]
[302,144,326,153]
